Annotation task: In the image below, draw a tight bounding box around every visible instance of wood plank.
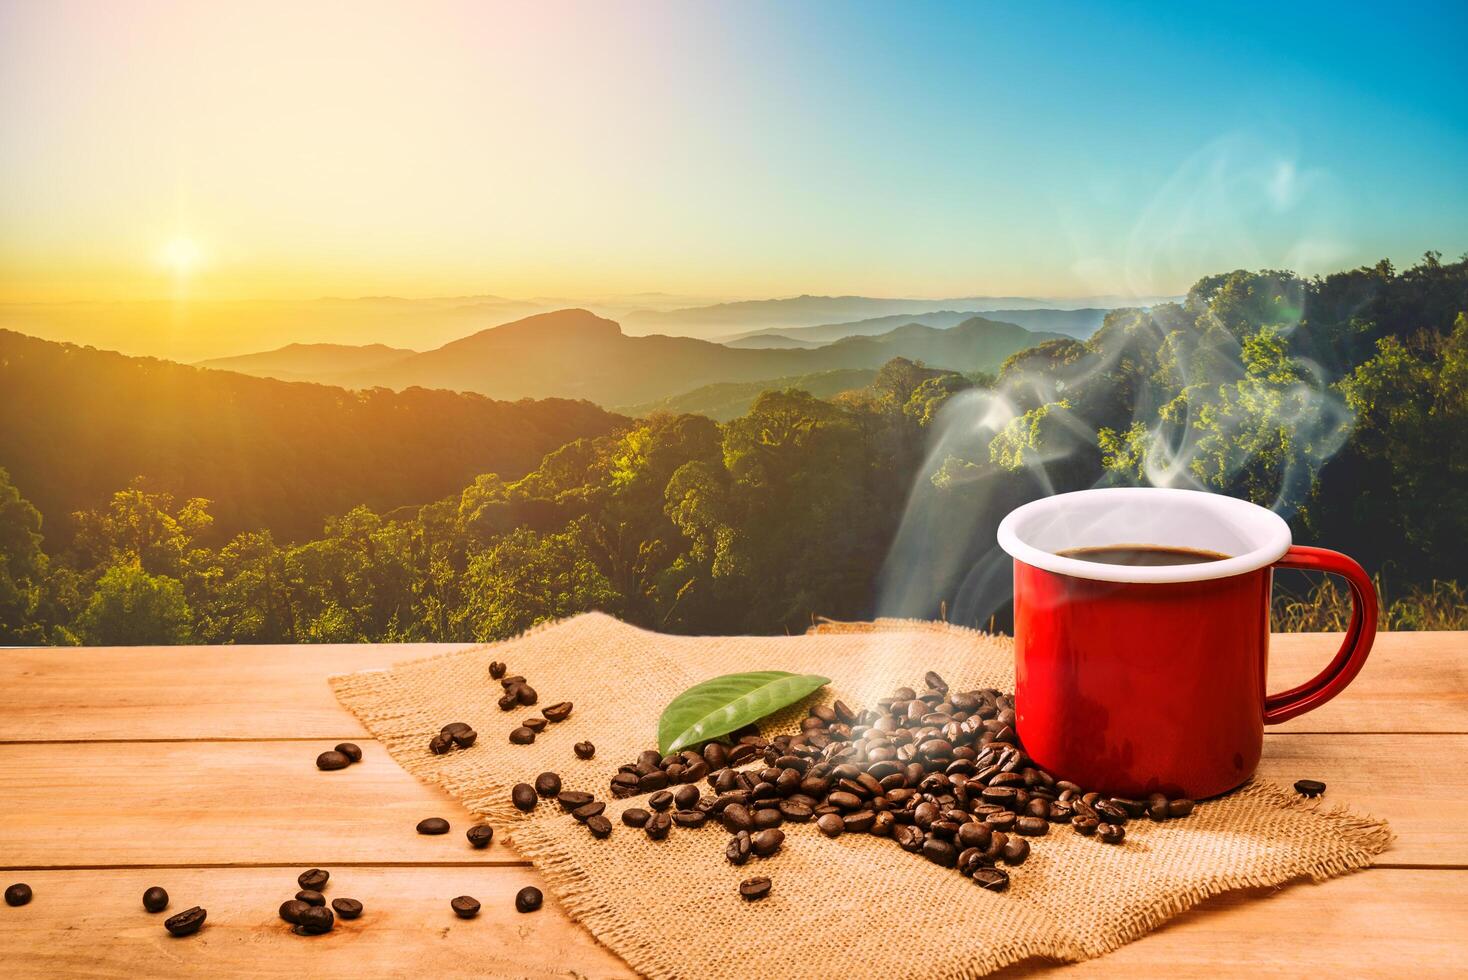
[0,642,464,742]
[0,866,635,978]
[0,740,524,869]
[1267,630,1468,734]
[1,735,1463,869]
[2,631,1464,742]
[0,867,1462,977]
[997,868,1468,977]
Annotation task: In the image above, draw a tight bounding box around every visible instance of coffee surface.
[1057,545,1229,566]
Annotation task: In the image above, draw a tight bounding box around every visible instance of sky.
[1,0,1465,307]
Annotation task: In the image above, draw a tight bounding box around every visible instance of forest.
[0,254,1464,645]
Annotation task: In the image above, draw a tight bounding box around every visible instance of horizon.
[3,0,1466,326]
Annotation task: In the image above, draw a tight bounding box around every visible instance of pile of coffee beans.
[565,674,1198,899]
[429,722,478,755]
[316,742,363,770]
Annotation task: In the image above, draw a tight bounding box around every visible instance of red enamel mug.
[997,487,1377,799]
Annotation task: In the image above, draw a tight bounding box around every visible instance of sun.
[160,237,203,276]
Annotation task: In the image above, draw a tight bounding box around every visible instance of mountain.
[723,334,823,350]
[338,309,1066,405]
[196,342,415,380]
[0,330,625,544]
[619,368,877,420]
[619,294,1175,340]
[723,308,1109,346]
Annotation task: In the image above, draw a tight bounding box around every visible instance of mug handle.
[1263,545,1379,724]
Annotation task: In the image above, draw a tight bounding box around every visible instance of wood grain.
[2,632,1464,741]
[1,734,1462,869]
[1,867,1461,978]
[0,866,635,978]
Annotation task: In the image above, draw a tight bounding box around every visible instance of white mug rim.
[996,487,1292,584]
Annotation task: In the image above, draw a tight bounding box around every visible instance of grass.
[1272,575,1468,631]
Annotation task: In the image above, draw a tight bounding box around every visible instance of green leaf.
[657,671,831,755]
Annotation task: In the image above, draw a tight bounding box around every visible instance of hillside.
[196,342,416,380]
[619,368,877,420]
[339,309,1064,405]
[724,307,1108,346]
[0,330,625,543]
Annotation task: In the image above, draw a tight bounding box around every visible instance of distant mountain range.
[722,307,1109,347]
[202,308,1067,407]
[618,294,1165,340]
[196,342,415,380]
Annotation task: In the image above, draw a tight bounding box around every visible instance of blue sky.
[1,0,1464,301]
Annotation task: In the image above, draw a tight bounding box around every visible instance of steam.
[876,135,1356,627]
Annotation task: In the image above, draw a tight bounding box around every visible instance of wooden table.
[2,632,1465,977]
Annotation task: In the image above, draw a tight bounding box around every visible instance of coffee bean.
[296,889,325,906]
[738,876,772,901]
[1111,797,1147,818]
[572,800,606,822]
[334,742,363,764]
[451,896,481,919]
[827,791,862,810]
[645,811,672,840]
[279,899,310,924]
[516,685,539,706]
[535,772,562,797]
[1073,815,1099,836]
[501,676,526,689]
[1015,816,1049,836]
[923,838,957,867]
[331,897,363,919]
[672,809,707,828]
[957,822,992,849]
[416,817,451,835]
[467,824,495,849]
[522,717,547,734]
[754,808,784,831]
[843,811,876,833]
[1002,836,1030,865]
[1147,793,1169,822]
[1093,800,1128,824]
[557,790,593,810]
[816,812,844,838]
[451,727,478,747]
[622,807,651,828]
[164,906,207,936]
[779,800,814,822]
[1097,823,1126,845]
[722,803,753,833]
[141,886,168,913]
[316,750,351,771]
[924,670,949,694]
[509,726,536,745]
[488,661,507,679]
[515,886,543,913]
[726,830,752,865]
[542,702,574,723]
[972,867,1010,892]
[429,733,453,754]
[1294,779,1326,798]
[512,783,538,812]
[5,883,31,907]
[648,790,674,811]
[296,905,334,934]
[297,868,329,891]
[497,692,519,711]
[587,814,613,839]
[574,741,596,760]
[750,828,785,857]
[673,784,701,809]
[1168,798,1195,817]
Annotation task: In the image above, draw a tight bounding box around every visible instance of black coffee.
[1057,545,1229,566]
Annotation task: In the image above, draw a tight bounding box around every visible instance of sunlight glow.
[160,237,203,277]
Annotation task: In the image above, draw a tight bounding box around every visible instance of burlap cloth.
[330,612,1391,978]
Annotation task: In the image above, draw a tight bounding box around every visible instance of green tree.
[76,561,191,645]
